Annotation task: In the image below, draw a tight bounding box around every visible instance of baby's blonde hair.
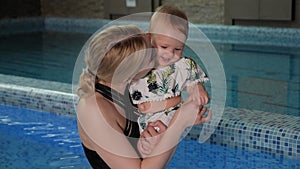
[150,5,189,38]
[77,25,152,97]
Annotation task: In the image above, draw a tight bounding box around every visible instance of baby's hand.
[193,88,209,105]
[186,84,209,106]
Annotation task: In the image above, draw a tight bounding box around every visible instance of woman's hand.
[137,121,167,157]
[194,105,212,125]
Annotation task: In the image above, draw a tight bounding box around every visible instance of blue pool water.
[0,104,299,169]
[0,32,88,83]
[0,31,299,116]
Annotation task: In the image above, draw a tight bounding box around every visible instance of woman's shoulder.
[77,94,122,127]
[77,94,102,113]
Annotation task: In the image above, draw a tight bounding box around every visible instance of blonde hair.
[77,25,152,98]
[150,5,189,38]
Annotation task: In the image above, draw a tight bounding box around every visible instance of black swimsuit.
[81,83,141,169]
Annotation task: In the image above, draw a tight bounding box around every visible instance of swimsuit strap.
[95,83,125,109]
[95,83,140,138]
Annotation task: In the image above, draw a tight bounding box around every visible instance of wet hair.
[77,25,152,97]
[150,5,189,38]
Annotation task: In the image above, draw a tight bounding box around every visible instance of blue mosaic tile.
[194,25,300,47]
[0,83,78,116]
[0,74,72,93]
[0,17,44,35]
[1,17,300,47]
[44,17,109,34]
[188,106,300,158]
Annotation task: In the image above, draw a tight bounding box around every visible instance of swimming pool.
[0,17,299,166]
[1,104,299,169]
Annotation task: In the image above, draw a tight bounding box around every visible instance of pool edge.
[0,83,298,159]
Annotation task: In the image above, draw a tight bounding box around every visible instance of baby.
[129,5,209,132]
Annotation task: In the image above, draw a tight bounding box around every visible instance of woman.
[76,25,210,169]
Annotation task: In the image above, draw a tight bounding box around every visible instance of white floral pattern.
[129,57,209,104]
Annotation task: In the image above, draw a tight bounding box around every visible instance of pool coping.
[0,82,299,159]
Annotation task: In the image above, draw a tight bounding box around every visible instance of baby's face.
[152,34,185,67]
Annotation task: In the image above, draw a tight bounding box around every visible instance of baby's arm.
[186,82,209,106]
[183,58,209,106]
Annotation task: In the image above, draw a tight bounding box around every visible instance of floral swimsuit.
[129,57,209,132]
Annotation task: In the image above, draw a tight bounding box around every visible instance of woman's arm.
[137,101,211,157]
[77,96,179,169]
[78,94,210,169]
[144,100,210,156]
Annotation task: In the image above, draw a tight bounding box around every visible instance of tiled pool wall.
[0,83,75,116]
[1,17,300,47]
[0,17,299,159]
